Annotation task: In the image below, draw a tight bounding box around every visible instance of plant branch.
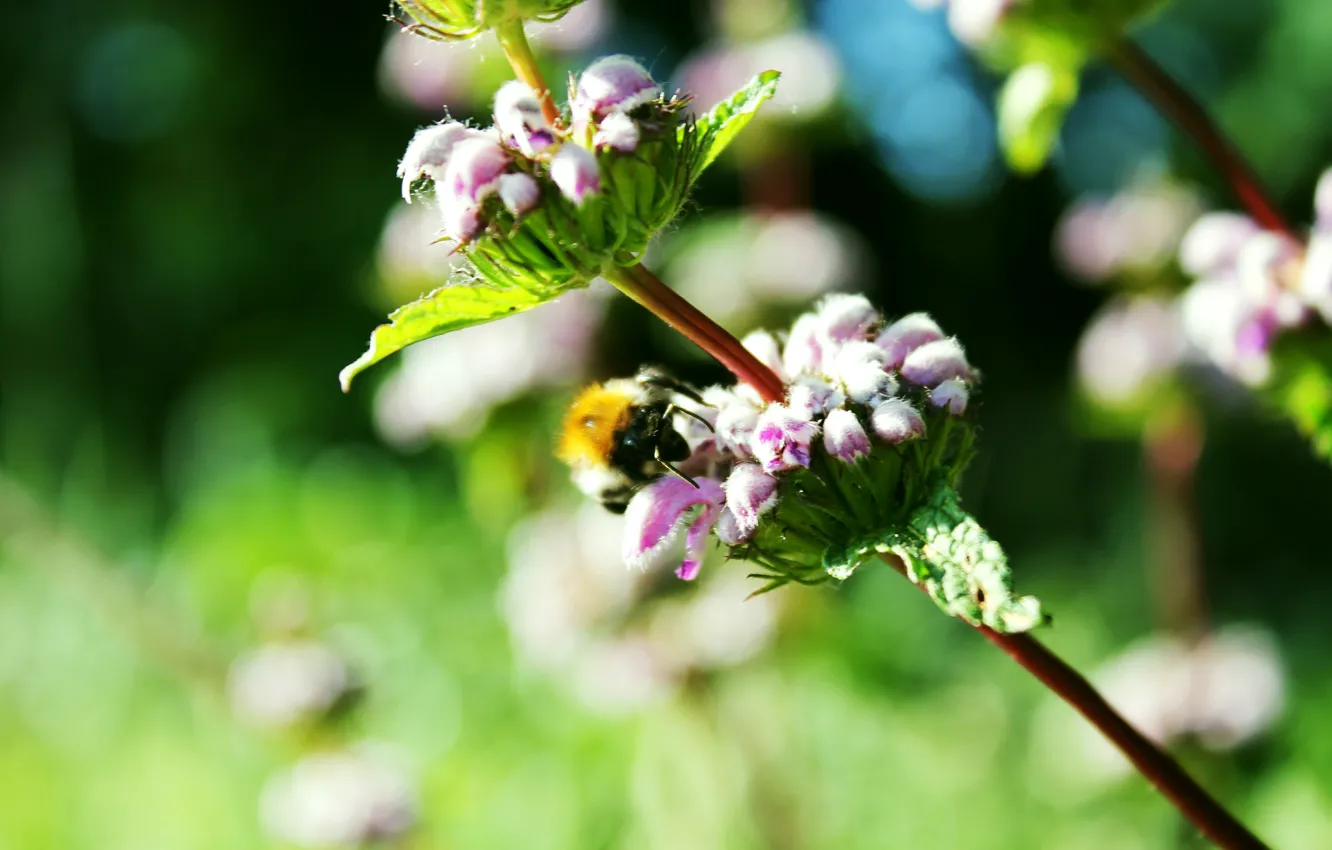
[879,553,1269,850]
[602,263,787,403]
[1106,38,1297,241]
[493,19,561,127]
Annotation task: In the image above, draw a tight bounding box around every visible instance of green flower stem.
[880,551,1270,850]
[493,18,561,127]
[602,263,787,403]
[1106,38,1297,241]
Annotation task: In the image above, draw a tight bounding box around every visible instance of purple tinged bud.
[593,112,640,152]
[900,338,973,387]
[787,376,844,419]
[832,341,897,404]
[397,121,476,202]
[1178,213,1260,277]
[573,55,661,120]
[876,313,944,369]
[816,293,880,342]
[440,201,482,242]
[782,313,825,377]
[622,476,725,580]
[551,144,601,205]
[930,378,970,415]
[752,404,820,473]
[715,508,745,545]
[823,408,871,463]
[493,80,557,157]
[441,137,509,206]
[709,388,761,458]
[870,398,926,444]
[724,463,780,540]
[741,330,787,382]
[498,172,540,216]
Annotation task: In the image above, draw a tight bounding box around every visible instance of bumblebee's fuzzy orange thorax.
[558,383,635,467]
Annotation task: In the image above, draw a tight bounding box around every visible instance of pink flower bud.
[741,329,787,382]
[551,144,601,205]
[397,121,476,202]
[823,407,871,463]
[782,313,825,377]
[752,404,819,472]
[876,313,944,369]
[816,293,880,342]
[708,387,761,458]
[593,112,640,152]
[930,378,969,415]
[573,55,661,120]
[493,80,557,157]
[441,137,509,206]
[622,476,725,580]
[440,198,482,242]
[498,172,540,216]
[870,398,925,444]
[724,463,780,540]
[900,338,974,387]
[1178,213,1260,277]
[831,341,897,404]
[787,376,844,419]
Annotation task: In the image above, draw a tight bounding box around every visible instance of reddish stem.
[879,555,1268,850]
[1107,39,1298,240]
[604,264,787,403]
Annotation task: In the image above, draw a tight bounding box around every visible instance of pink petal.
[622,476,725,572]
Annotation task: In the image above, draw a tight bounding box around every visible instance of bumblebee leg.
[654,445,699,488]
[665,403,715,433]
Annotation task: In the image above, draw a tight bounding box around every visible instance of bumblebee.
[557,367,710,513]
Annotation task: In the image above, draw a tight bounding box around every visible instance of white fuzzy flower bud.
[551,144,602,205]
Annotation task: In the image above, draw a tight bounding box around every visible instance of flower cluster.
[396,55,699,293]
[595,294,1043,632]
[1177,168,1332,386]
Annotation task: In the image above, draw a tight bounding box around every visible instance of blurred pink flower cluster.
[1059,171,1332,403]
[500,503,781,715]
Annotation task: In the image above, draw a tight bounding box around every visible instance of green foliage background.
[3,0,1332,847]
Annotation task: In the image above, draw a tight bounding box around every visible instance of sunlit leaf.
[339,282,564,391]
[686,70,781,180]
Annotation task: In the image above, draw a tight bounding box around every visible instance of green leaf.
[997,61,1079,173]
[339,282,565,391]
[686,70,781,180]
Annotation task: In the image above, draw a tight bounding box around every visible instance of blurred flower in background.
[228,639,357,732]
[657,211,868,327]
[501,503,781,715]
[1035,627,1284,793]
[1055,176,1202,285]
[261,744,418,848]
